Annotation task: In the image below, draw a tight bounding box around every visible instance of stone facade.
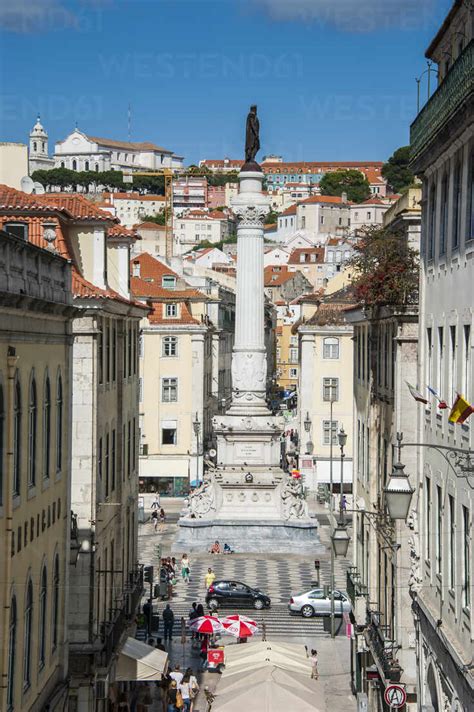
[0,230,74,712]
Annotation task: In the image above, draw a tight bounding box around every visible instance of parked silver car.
[288,588,351,618]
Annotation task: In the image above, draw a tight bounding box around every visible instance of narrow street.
[137,496,356,711]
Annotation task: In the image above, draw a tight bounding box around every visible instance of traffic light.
[314,560,320,570]
[144,565,154,584]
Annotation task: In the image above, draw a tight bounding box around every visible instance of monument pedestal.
[177,165,320,553]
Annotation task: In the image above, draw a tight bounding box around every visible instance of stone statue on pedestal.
[245,105,260,165]
[281,476,308,520]
[186,474,216,519]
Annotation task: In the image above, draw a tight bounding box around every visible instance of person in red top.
[200,636,209,670]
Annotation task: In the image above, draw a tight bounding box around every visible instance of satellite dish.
[209,448,217,458]
[21,176,34,194]
[33,182,45,194]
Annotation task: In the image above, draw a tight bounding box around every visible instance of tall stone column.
[229,170,270,414]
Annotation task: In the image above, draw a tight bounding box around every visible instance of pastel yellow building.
[0,229,73,712]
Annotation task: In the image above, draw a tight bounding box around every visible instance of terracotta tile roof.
[147,301,200,325]
[34,193,117,221]
[306,303,354,326]
[0,184,72,216]
[292,291,324,304]
[288,247,325,265]
[131,278,206,299]
[131,252,178,279]
[0,214,70,258]
[200,159,243,169]
[264,161,383,174]
[264,223,277,231]
[134,221,166,230]
[72,268,148,309]
[360,196,387,205]
[264,265,297,287]
[281,205,297,216]
[108,224,137,239]
[87,136,173,153]
[298,195,350,206]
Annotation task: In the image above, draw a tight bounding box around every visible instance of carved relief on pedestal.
[251,492,259,502]
[238,492,246,502]
[232,351,266,393]
[186,474,216,519]
[281,476,309,520]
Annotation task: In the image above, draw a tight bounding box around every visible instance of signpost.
[384,684,407,709]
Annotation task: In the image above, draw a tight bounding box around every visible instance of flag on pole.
[406,382,428,404]
[448,394,474,424]
[427,385,448,409]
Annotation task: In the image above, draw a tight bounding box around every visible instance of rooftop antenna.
[128,103,132,141]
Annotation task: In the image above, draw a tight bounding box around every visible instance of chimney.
[341,192,348,203]
[132,260,140,277]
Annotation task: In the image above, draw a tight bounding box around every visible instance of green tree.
[382,146,414,194]
[319,169,371,203]
[265,209,279,225]
[132,174,165,194]
[142,211,166,226]
[349,226,419,307]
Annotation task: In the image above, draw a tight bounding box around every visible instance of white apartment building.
[55,129,184,172]
[298,288,355,492]
[174,210,233,255]
[409,1,474,708]
[349,196,392,235]
[104,192,166,227]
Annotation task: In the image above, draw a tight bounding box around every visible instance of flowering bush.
[349,227,419,307]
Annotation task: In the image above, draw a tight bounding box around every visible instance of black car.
[206,580,271,610]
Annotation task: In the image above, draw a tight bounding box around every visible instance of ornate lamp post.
[193,412,201,485]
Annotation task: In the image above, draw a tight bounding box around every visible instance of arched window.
[23,580,33,688]
[7,595,16,708]
[13,375,21,496]
[43,376,51,480]
[42,141,45,152]
[52,555,60,651]
[60,161,65,169]
[0,382,4,506]
[39,566,47,668]
[72,159,77,171]
[33,141,37,152]
[56,373,63,473]
[95,163,99,172]
[85,160,89,171]
[323,337,339,360]
[28,375,37,487]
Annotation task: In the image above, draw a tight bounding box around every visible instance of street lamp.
[331,522,351,558]
[384,461,415,521]
[193,412,201,485]
[304,412,311,433]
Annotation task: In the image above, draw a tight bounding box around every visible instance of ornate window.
[23,580,33,688]
[323,337,339,359]
[56,372,63,473]
[28,375,37,487]
[43,376,51,479]
[39,566,47,668]
[7,595,16,709]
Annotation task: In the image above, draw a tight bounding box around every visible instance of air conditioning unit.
[95,675,109,700]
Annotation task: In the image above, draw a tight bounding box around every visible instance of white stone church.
[28,116,184,174]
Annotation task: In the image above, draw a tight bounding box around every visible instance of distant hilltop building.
[28,115,54,172]
[199,159,387,197]
[54,128,184,172]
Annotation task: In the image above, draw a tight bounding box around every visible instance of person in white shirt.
[178,671,193,711]
[169,663,183,686]
[185,668,200,711]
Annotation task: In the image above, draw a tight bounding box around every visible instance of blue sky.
[0,0,452,165]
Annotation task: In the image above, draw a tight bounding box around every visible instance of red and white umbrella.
[188,615,223,635]
[221,614,259,638]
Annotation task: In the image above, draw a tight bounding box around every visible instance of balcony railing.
[346,567,367,605]
[365,610,402,683]
[410,40,474,164]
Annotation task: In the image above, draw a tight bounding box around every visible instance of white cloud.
[253,0,435,32]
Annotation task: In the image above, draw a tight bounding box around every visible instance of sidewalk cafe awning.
[115,637,168,681]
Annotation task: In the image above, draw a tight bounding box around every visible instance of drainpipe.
[0,347,19,709]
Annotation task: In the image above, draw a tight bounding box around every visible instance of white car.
[288,588,351,618]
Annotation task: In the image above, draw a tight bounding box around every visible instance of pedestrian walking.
[163,603,175,642]
[170,664,183,685]
[341,494,347,512]
[309,648,319,679]
[178,672,192,712]
[185,668,199,711]
[167,680,179,712]
[151,495,161,511]
[151,508,159,532]
[159,508,166,532]
[204,567,215,590]
[181,554,190,583]
[200,636,209,670]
